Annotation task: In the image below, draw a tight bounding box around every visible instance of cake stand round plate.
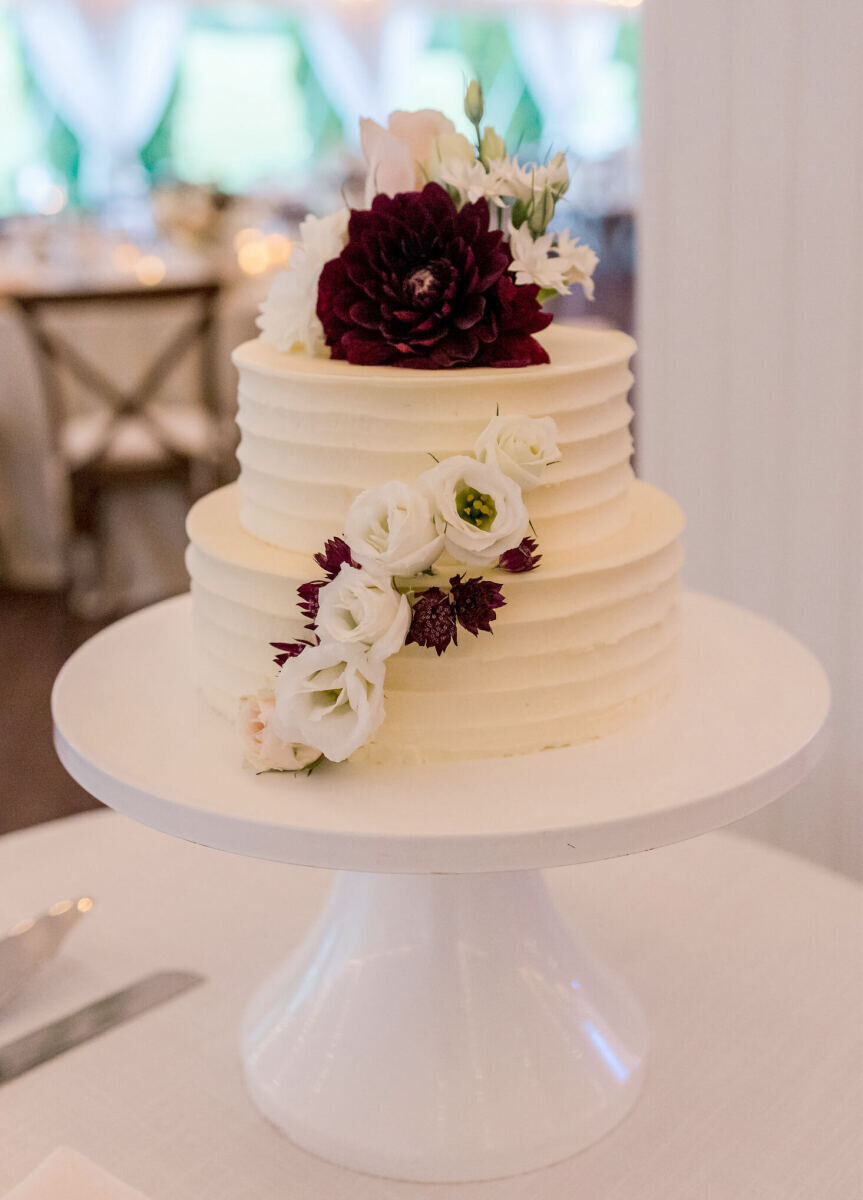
[52,591,829,1183]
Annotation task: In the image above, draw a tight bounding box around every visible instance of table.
[1,810,860,1199]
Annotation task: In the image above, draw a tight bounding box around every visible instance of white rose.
[473,414,561,492]
[257,208,350,355]
[274,643,386,763]
[316,564,410,661]
[237,691,322,773]
[421,455,529,567]
[344,481,444,576]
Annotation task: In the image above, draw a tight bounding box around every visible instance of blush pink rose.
[238,690,321,773]
[359,109,472,206]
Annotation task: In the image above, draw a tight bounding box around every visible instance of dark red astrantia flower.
[317,183,551,369]
[295,536,360,633]
[449,575,506,635]
[272,639,315,667]
[314,537,359,580]
[273,536,360,667]
[499,536,542,573]
[405,574,507,654]
[405,587,458,655]
[297,580,325,628]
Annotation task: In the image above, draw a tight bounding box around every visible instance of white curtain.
[507,6,621,158]
[639,0,863,881]
[17,0,186,205]
[300,4,433,134]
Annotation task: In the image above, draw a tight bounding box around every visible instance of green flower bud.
[479,125,506,165]
[510,198,529,228]
[549,150,570,197]
[527,186,556,236]
[464,79,484,125]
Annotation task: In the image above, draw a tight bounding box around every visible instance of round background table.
[0,811,861,1198]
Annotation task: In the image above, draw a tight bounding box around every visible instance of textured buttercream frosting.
[188,485,683,761]
[186,323,684,763]
[233,323,637,556]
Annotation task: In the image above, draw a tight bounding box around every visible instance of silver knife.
[0,969,205,1085]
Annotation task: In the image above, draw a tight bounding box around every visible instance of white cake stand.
[52,591,829,1183]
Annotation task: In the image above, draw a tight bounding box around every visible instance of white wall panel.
[640,0,863,878]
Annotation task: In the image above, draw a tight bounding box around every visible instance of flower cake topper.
[317,185,551,369]
[258,80,598,368]
[239,412,559,772]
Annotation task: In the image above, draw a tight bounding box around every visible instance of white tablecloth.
[0,811,860,1199]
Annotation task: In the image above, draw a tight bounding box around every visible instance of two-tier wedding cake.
[185,86,684,772]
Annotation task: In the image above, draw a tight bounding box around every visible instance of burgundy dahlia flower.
[316,183,552,369]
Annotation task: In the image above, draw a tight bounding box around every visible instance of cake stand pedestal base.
[242,868,645,1183]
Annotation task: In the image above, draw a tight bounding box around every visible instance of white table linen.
[0,810,860,1199]
[4,1148,151,1200]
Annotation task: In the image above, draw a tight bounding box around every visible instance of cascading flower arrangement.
[239,410,560,771]
[240,83,595,771]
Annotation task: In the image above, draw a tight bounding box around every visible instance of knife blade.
[0,969,204,1085]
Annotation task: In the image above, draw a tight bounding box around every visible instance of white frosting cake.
[186,323,684,764]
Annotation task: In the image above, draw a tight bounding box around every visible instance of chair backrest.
[12,280,222,460]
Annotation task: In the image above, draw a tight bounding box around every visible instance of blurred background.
[0,0,859,881]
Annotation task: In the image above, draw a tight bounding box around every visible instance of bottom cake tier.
[185,482,685,765]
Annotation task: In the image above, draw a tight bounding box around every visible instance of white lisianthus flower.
[237,690,322,773]
[421,455,529,567]
[344,481,444,576]
[274,643,386,763]
[360,110,474,206]
[257,208,350,355]
[508,224,598,299]
[438,158,509,207]
[316,564,410,661]
[474,414,561,492]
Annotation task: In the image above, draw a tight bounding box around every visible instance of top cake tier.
[233,323,636,558]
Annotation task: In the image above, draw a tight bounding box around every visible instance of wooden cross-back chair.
[12,279,232,613]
